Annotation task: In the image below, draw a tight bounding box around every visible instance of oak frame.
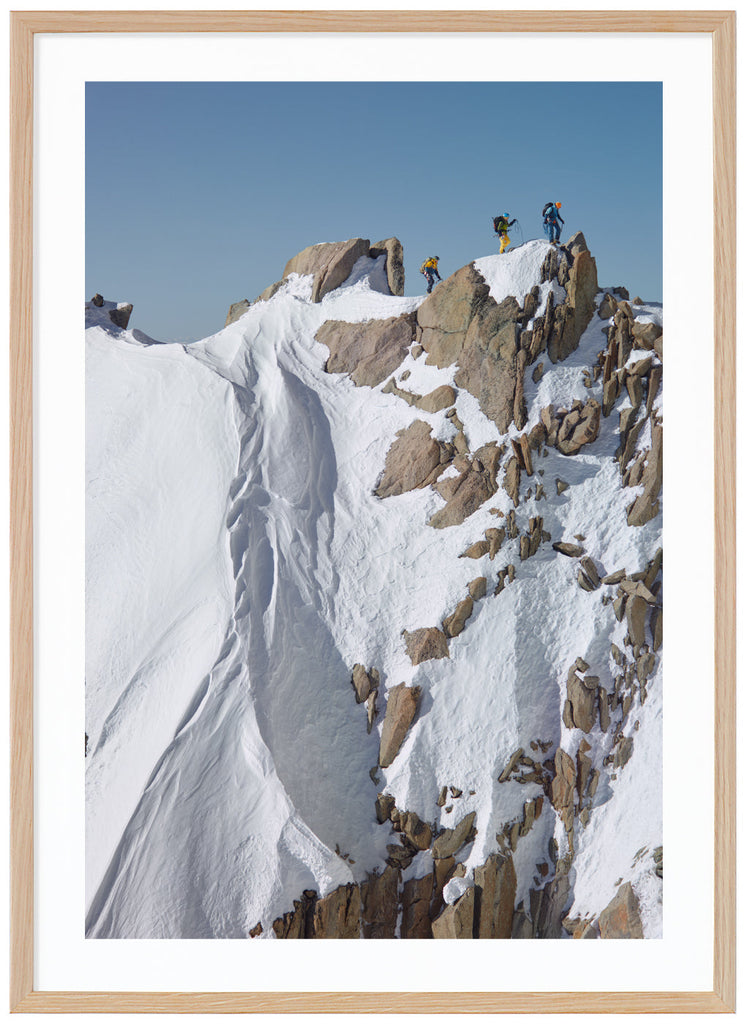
[9,9,736,1014]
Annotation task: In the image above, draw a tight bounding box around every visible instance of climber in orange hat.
[542,201,564,244]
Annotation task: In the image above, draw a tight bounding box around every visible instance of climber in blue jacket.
[542,202,564,244]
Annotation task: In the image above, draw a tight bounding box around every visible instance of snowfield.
[85,243,663,938]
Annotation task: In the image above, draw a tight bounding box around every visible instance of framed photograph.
[9,9,735,1013]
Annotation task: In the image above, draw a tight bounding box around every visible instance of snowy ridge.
[86,240,663,939]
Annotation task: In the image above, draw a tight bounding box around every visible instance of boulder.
[376,420,446,498]
[369,237,405,297]
[351,664,379,704]
[225,299,250,326]
[379,684,422,768]
[627,424,663,526]
[432,811,477,859]
[91,293,104,307]
[556,399,601,455]
[284,237,371,302]
[317,312,415,388]
[460,539,490,559]
[417,384,456,413]
[598,882,644,939]
[109,304,133,329]
[442,597,474,638]
[468,577,487,600]
[553,542,585,557]
[566,670,597,733]
[503,456,521,506]
[403,627,449,665]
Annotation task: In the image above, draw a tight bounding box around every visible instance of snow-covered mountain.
[85,234,663,940]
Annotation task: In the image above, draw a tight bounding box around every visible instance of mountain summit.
[85,234,663,940]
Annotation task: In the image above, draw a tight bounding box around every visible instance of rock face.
[429,460,497,529]
[376,420,447,498]
[379,683,421,767]
[316,313,416,388]
[432,888,475,938]
[284,237,372,303]
[369,237,405,296]
[474,854,517,938]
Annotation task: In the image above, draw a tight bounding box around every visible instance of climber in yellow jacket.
[493,213,517,254]
[420,256,442,294]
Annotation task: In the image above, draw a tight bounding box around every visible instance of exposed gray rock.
[598,882,644,938]
[109,304,133,329]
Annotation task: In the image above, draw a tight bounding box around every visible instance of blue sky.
[86,81,661,343]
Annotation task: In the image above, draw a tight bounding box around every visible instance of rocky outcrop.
[225,299,251,327]
[284,237,371,303]
[109,303,133,329]
[429,459,497,529]
[369,237,405,297]
[403,627,449,665]
[474,854,517,938]
[541,399,601,456]
[598,882,644,939]
[317,313,416,388]
[442,597,474,638]
[376,420,450,498]
[432,888,474,938]
[350,664,379,703]
[379,683,421,767]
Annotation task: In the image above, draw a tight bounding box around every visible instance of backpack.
[493,216,507,233]
[420,258,437,274]
[542,202,556,220]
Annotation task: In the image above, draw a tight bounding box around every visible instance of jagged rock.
[225,299,250,326]
[361,866,399,938]
[403,627,449,666]
[432,887,475,938]
[399,811,433,851]
[566,670,597,732]
[460,539,490,559]
[417,263,489,365]
[249,921,263,938]
[503,456,521,506]
[627,424,663,526]
[598,882,644,939]
[468,577,487,600]
[382,377,420,407]
[272,890,317,938]
[366,691,378,733]
[376,420,445,498]
[579,557,600,587]
[626,595,648,647]
[556,399,601,455]
[484,527,505,559]
[417,384,456,413]
[650,606,662,651]
[369,237,405,296]
[255,279,284,304]
[598,293,618,319]
[379,683,421,767]
[411,343,424,359]
[631,320,662,348]
[442,597,474,638]
[614,736,634,769]
[351,664,379,703]
[313,883,361,938]
[429,461,496,529]
[532,361,545,383]
[400,874,433,938]
[432,811,477,859]
[602,569,626,585]
[317,312,415,388]
[109,304,133,329]
[553,541,584,557]
[619,579,657,603]
[556,478,569,495]
[284,237,371,302]
[91,293,104,307]
[375,793,396,824]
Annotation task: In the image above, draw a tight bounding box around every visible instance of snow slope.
[85,245,662,937]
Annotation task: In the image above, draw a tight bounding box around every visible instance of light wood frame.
[9,10,736,1014]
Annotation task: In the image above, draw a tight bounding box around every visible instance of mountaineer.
[493,213,516,254]
[420,256,442,294]
[542,201,564,244]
